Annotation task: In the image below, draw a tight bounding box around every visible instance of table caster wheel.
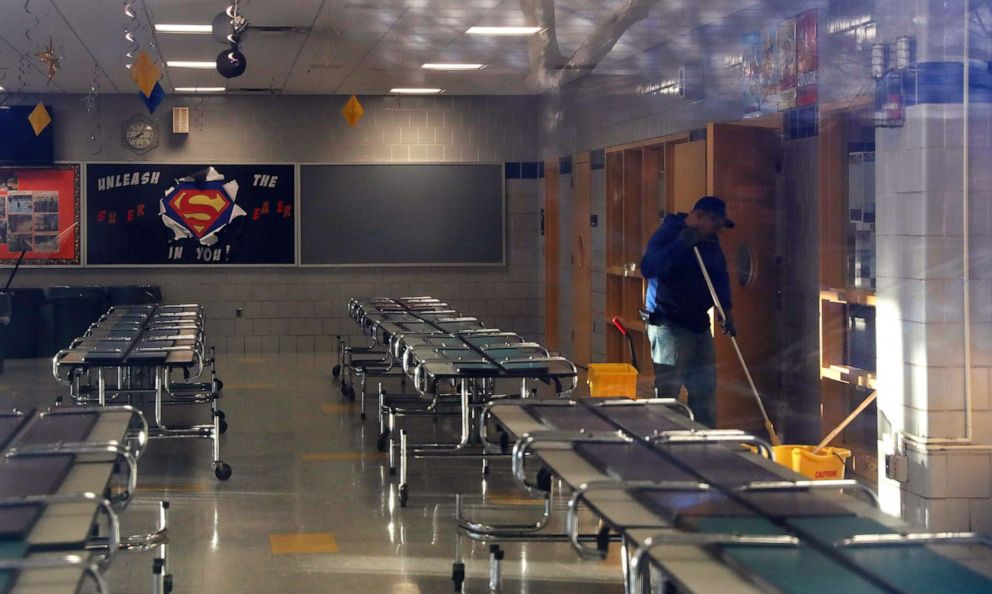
[332,364,341,378]
[399,485,408,508]
[451,562,465,592]
[537,467,552,492]
[164,574,173,594]
[219,419,229,434]
[340,382,351,395]
[214,462,232,481]
[377,430,390,452]
[217,410,226,420]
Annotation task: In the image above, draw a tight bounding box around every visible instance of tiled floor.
[1,354,626,594]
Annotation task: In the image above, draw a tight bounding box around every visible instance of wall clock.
[122,115,159,154]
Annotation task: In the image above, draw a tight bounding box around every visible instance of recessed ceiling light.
[0,85,5,92]
[155,24,212,34]
[166,61,217,69]
[174,87,226,93]
[422,63,486,71]
[466,26,543,36]
[389,88,444,95]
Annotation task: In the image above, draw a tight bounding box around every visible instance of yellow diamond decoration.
[28,102,51,136]
[341,95,364,128]
[132,51,160,98]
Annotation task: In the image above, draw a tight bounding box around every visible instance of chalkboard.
[86,164,294,265]
[300,164,504,265]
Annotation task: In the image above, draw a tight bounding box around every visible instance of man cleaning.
[640,196,736,428]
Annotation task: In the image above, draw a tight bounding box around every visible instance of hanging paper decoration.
[82,63,104,155]
[28,102,51,136]
[131,51,158,96]
[131,51,165,113]
[341,95,365,127]
[141,81,166,113]
[122,0,141,69]
[35,36,61,81]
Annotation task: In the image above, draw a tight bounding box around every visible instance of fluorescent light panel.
[466,26,543,36]
[422,63,486,71]
[166,61,216,69]
[155,24,212,34]
[174,87,226,93]
[389,88,444,95]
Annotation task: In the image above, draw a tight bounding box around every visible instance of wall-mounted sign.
[741,9,818,115]
[796,10,818,107]
[777,16,798,111]
[86,163,294,265]
[0,165,80,265]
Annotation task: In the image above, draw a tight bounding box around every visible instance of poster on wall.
[0,165,80,265]
[742,31,779,115]
[796,10,818,107]
[777,17,798,111]
[86,163,295,265]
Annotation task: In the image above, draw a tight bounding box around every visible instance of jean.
[647,322,717,428]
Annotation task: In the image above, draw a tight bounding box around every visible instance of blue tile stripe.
[559,156,572,176]
[905,61,992,105]
[785,105,818,139]
[504,162,544,179]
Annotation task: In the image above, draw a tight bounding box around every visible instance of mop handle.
[812,391,877,455]
[692,245,777,433]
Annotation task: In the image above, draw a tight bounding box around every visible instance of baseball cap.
[692,196,735,228]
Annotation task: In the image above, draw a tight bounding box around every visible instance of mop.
[692,246,782,446]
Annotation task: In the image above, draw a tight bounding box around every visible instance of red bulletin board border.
[0,164,81,265]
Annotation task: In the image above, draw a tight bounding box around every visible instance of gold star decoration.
[36,36,61,81]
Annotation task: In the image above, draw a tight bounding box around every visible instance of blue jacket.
[640,213,732,334]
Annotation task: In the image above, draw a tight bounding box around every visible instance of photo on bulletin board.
[0,164,81,265]
[86,163,295,266]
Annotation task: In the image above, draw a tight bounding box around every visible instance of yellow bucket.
[587,363,638,398]
[771,445,851,480]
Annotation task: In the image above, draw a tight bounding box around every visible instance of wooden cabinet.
[818,109,878,482]
[604,133,694,394]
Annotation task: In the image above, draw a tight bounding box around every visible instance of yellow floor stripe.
[301,452,387,462]
[320,403,357,414]
[269,532,339,554]
[602,542,623,567]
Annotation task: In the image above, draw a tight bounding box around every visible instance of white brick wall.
[12,94,544,353]
[876,98,992,529]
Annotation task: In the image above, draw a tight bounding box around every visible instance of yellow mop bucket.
[771,445,851,480]
[588,318,641,398]
[588,363,638,398]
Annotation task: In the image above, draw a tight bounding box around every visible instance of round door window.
[736,244,756,287]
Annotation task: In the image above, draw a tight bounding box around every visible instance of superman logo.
[166,187,231,238]
[160,168,245,246]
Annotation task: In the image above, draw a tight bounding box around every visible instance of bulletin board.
[86,163,295,266]
[0,164,81,265]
